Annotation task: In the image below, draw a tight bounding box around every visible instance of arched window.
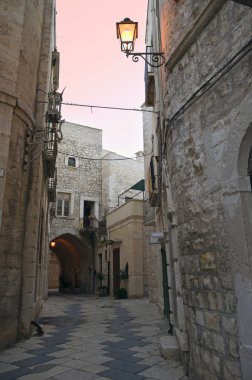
[248,147,252,190]
[68,157,76,167]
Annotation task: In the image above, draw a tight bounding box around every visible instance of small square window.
[68,157,76,167]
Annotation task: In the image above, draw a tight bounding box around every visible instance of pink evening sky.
[56,0,148,158]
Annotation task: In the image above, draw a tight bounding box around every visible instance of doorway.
[113,248,120,292]
[161,247,170,318]
[83,200,95,228]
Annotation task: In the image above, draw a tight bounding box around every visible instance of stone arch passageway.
[48,233,93,293]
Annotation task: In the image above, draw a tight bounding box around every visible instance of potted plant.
[119,263,129,293]
[114,287,127,299]
[96,272,108,297]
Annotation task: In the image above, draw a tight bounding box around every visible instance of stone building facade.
[144,1,252,379]
[0,0,58,348]
[97,150,146,297]
[49,122,102,293]
[48,124,145,295]
[104,200,146,298]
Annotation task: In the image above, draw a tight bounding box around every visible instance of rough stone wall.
[160,0,210,60]
[156,1,252,379]
[101,151,144,216]
[51,122,102,235]
[49,125,145,294]
[0,0,55,347]
[49,122,102,292]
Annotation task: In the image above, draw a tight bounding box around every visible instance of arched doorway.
[235,124,252,379]
[223,122,252,380]
[49,233,93,293]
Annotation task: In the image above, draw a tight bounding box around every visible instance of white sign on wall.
[149,232,164,244]
[0,168,5,178]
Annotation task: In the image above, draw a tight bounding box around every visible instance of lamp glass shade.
[117,18,138,53]
[50,241,56,248]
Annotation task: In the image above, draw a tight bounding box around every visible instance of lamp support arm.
[125,52,165,68]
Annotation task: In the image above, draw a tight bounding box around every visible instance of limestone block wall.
[50,122,102,236]
[49,123,102,293]
[0,0,56,347]
[154,1,252,379]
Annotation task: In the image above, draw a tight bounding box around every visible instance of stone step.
[159,335,180,360]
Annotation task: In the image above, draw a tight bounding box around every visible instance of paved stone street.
[0,295,188,380]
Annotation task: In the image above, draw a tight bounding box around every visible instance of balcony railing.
[79,218,107,240]
[48,169,57,203]
[43,129,59,177]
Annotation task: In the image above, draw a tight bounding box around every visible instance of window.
[65,156,79,168]
[68,157,76,167]
[83,200,95,227]
[57,192,70,217]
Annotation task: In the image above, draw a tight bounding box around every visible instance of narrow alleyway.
[0,295,187,380]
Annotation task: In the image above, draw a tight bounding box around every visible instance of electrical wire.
[166,38,252,127]
[37,100,157,114]
[24,146,44,164]
[61,102,158,114]
[57,150,152,161]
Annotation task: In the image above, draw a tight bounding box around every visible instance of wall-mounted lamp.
[50,241,56,248]
[116,18,165,68]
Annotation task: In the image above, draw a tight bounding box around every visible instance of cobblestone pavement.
[0,294,188,380]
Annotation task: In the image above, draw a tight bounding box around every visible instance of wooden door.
[113,248,120,292]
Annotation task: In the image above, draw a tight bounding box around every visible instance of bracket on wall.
[126,52,165,68]
[232,0,252,7]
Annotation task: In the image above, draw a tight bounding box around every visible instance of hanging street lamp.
[116,18,138,54]
[116,18,165,68]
